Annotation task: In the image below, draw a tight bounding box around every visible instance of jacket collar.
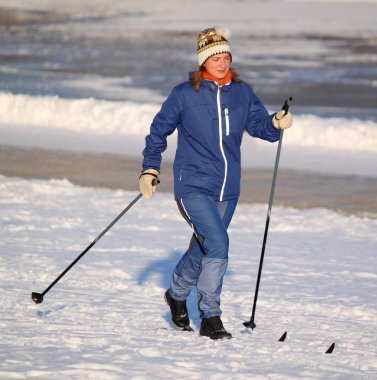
[202,79,231,92]
[188,71,232,92]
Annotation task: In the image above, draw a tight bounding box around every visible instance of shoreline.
[1,144,377,217]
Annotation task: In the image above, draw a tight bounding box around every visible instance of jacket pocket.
[224,108,230,136]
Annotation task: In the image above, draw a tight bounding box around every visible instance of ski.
[326,342,335,354]
[278,331,287,342]
[158,327,335,351]
[278,331,335,354]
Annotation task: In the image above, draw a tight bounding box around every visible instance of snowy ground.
[1,176,376,379]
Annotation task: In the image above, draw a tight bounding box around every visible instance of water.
[1,4,377,118]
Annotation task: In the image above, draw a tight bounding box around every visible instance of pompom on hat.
[197,26,231,67]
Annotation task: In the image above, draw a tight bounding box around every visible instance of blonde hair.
[190,67,240,91]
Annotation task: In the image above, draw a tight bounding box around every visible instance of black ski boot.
[200,316,232,340]
[164,290,193,332]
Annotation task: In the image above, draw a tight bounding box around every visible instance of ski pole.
[243,97,292,329]
[31,185,152,304]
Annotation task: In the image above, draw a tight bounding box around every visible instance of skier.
[139,26,293,340]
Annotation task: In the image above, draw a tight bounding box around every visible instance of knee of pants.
[204,232,229,259]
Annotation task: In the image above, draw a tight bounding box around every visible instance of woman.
[139,26,293,340]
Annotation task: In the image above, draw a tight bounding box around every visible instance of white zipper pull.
[225,108,230,136]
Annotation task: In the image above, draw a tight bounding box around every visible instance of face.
[203,53,231,79]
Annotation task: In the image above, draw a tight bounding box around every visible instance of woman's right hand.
[139,169,160,199]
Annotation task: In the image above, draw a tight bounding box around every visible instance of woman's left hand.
[273,111,293,130]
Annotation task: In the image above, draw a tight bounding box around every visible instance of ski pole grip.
[281,96,293,117]
[152,178,160,186]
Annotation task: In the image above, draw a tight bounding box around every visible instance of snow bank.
[1,92,376,152]
[1,92,376,177]
[0,92,157,136]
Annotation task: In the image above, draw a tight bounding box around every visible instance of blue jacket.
[142,78,280,201]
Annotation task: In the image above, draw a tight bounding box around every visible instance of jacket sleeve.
[245,90,281,143]
[142,88,181,171]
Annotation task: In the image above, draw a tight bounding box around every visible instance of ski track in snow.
[0,176,376,379]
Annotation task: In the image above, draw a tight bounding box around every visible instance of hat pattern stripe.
[197,41,230,53]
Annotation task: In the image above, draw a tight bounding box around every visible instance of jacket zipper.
[216,85,228,201]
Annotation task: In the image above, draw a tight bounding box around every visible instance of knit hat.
[197,26,231,67]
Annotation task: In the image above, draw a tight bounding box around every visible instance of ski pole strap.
[139,172,158,179]
[139,172,160,186]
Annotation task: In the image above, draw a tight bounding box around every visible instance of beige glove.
[139,168,159,199]
[273,110,293,130]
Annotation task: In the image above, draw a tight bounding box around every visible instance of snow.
[1,175,376,379]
